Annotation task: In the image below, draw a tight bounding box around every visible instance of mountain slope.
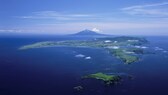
[72,29,105,36]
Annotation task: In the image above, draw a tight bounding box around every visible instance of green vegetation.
[98,36,148,46]
[109,48,139,64]
[126,48,144,54]
[18,36,149,87]
[82,72,121,85]
[19,36,147,50]
[19,41,56,50]
[19,36,148,64]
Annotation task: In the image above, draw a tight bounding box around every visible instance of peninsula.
[19,30,148,64]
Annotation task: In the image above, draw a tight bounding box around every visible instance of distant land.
[19,29,148,64]
[70,29,109,36]
[18,29,152,87]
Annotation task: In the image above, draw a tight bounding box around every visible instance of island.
[82,72,121,85]
[109,48,139,64]
[19,36,148,64]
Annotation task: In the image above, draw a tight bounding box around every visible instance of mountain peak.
[73,29,101,36]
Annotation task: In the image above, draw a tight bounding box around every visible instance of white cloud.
[122,2,168,17]
[45,22,168,30]
[155,47,164,51]
[75,54,85,58]
[85,56,91,60]
[5,21,168,35]
[92,28,101,32]
[107,46,120,49]
[19,11,94,20]
[75,54,91,60]
[0,29,23,33]
[122,2,168,10]
[163,51,167,53]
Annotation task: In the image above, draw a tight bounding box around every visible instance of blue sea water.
[0,35,168,95]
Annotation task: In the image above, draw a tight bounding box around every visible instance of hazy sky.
[0,0,168,35]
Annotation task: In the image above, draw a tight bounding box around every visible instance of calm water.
[0,35,168,95]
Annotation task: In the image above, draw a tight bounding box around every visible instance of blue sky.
[0,0,168,35]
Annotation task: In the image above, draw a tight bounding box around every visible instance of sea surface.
[0,35,168,95]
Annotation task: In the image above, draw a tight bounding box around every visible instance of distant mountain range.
[71,29,108,36]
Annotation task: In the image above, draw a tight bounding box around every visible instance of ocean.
[0,35,168,95]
